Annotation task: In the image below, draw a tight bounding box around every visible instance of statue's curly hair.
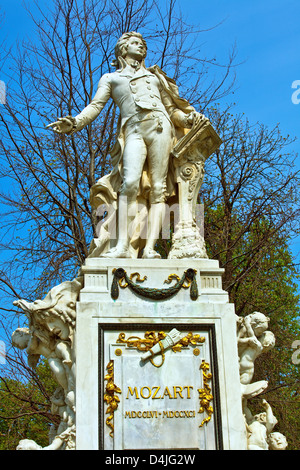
[112,31,147,68]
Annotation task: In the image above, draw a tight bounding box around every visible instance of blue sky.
[184,0,300,257]
[1,0,299,140]
[1,0,300,254]
[184,0,300,139]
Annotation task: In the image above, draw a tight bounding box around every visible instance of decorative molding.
[111,267,198,301]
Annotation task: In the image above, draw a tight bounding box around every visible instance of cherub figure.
[237,312,275,398]
[13,278,81,450]
[16,425,76,451]
[12,326,73,392]
[268,432,288,450]
[244,399,278,450]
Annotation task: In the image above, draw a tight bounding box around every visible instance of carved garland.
[111,268,198,301]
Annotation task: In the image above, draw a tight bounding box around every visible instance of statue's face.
[126,36,146,61]
[12,329,30,349]
[269,433,287,450]
[47,316,70,340]
[251,313,269,336]
[255,412,267,424]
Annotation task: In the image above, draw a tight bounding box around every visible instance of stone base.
[75,258,247,450]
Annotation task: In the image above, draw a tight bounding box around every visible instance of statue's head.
[249,311,270,336]
[113,31,147,68]
[11,327,30,349]
[259,330,276,351]
[268,432,288,450]
[16,439,42,450]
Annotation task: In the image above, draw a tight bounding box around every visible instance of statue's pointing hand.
[46,116,75,134]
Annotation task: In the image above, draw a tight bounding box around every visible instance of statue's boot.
[142,247,161,259]
[101,246,131,258]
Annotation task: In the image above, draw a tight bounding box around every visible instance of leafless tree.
[0,0,236,300]
[202,106,300,309]
[0,0,299,449]
[0,0,237,443]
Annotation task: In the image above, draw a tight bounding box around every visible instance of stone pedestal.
[75,258,247,450]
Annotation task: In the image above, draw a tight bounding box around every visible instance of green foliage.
[204,206,300,449]
[0,360,57,450]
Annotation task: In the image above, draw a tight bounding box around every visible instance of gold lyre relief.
[116,331,205,358]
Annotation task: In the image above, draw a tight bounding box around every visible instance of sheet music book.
[172,117,222,160]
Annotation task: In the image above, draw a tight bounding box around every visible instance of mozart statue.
[47,31,219,259]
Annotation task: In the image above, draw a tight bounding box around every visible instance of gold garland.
[198,360,214,427]
[104,360,121,437]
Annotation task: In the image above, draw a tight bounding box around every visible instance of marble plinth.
[75,258,247,450]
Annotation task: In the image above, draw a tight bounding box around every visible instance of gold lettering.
[140,386,151,399]
[126,387,140,399]
[162,387,173,399]
[152,386,162,399]
[161,410,196,418]
[173,386,183,398]
[125,410,161,418]
[126,385,194,400]
[183,386,193,398]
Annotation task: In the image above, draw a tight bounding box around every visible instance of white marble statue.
[12,326,73,391]
[16,425,76,450]
[243,399,278,450]
[237,312,275,398]
[268,432,288,450]
[13,278,82,450]
[47,31,220,259]
[237,313,288,450]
